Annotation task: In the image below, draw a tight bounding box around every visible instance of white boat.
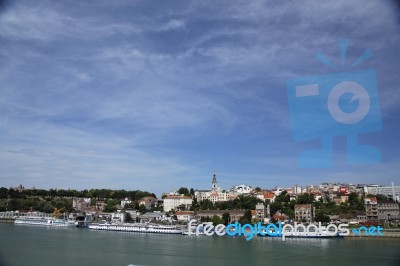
[282,231,343,238]
[88,222,182,234]
[15,217,75,227]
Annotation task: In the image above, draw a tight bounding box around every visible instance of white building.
[364,183,400,202]
[194,174,238,203]
[292,185,302,195]
[121,197,132,208]
[175,211,194,222]
[163,195,192,212]
[111,211,125,223]
[231,184,252,194]
[272,187,285,196]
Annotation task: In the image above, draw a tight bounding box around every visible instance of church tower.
[212,174,218,191]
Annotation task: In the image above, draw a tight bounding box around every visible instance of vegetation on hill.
[0,187,155,213]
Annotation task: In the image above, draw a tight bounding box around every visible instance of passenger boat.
[15,217,75,227]
[282,231,344,238]
[88,222,182,234]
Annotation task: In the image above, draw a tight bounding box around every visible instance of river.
[0,224,399,266]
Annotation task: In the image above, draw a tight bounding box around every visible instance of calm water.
[0,224,399,266]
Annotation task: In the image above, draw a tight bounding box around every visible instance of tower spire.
[212,173,218,191]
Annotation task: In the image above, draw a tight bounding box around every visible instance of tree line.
[0,187,155,200]
[0,187,156,213]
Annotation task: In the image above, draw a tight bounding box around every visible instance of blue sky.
[0,0,399,196]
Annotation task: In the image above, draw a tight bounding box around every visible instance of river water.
[0,224,399,266]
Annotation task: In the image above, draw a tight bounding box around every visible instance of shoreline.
[345,230,400,238]
[1,220,400,238]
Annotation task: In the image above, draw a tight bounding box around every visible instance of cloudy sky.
[1,0,399,196]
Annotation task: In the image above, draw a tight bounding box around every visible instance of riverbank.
[346,229,400,238]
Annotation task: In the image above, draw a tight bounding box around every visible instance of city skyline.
[3,178,399,199]
[1,1,399,197]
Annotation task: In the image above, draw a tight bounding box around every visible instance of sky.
[0,0,399,197]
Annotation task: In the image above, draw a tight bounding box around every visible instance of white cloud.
[158,19,185,31]
[0,0,399,193]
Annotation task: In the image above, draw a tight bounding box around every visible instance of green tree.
[296,193,315,204]
[7,199,22,211]
[42,203,54,213]
[348,192,364,211]
[125,212,133,223]
[178,187,190,196]
[376,194,390,201]
[190,197,200,211]
[314,211,331,224]
[0,187,8,199]
[200,199,215,210]
[239,210,252,224]
[138,204,147,214]
[222,212,230,225]
[104,204,117,213]
[211,215,225,226]
[269,202,283,217]
[91,199,97,206]
[276,191,290,203]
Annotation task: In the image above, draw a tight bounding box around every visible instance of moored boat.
[88,222,182,234]
[15,217,75,227]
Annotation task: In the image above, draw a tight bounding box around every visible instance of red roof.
[264,192,275,199]
[366,197,377,203]
[140,196,156,202]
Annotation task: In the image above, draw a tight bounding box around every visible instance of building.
[292,185,302,195]
[294,204,314,223]
[231,184,252,194]
[364,182,400,202]
[338,211,365,224]
[377,200,400,224]
[175,211,195,222]
[195,210,245,222]
[139,196,158,210]
[254,203,268,222]
[139,212,168,223]
[310,192,323,202]
[120,197,132,208]
[254,190,276,203]
[72,198,91,212]
[124,209,139,221]
[95,200,106,211]
[194,174,238,203]
[163,195,192,212]
[272,211,288,223]
[272,187,285,196]
[11,184,25,192]
[111,211,125,223]
[330,194,349,205]
[364,197,378,221]
[161,189,180,198]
